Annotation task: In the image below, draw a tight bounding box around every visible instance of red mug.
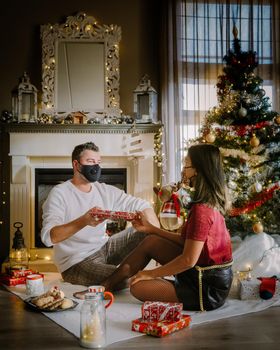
[87,285,114,308]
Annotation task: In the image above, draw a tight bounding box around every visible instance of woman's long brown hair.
[188,144,231,214]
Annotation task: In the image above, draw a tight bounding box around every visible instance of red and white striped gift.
[90,208,138,221]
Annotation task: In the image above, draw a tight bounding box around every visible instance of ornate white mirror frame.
[41,12,121,117]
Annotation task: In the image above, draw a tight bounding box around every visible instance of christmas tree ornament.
[258,89,266,97]
[249,134,260,147]
[275,115,280,125]
[228,181,237,190]
[252,221,264,234]
[238,106,247,117]
[205,132,216,143]
[253,182,262,193]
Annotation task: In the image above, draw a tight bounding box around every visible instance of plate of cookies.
[24,286,78,312]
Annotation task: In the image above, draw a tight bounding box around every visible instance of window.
[182,2,272,64]
[180,1,273,143]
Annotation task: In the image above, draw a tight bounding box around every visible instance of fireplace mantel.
[2,122,162,134]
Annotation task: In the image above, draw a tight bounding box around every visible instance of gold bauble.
[275,115,280,125]
[250,135,260,147]
[252,222,264,234]
[205,132,216,143]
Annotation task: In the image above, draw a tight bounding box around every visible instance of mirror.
[41,12,121,117]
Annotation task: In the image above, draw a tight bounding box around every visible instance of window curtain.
[160,0,182,184]
[160,0,280,184]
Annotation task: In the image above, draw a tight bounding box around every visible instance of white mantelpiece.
[8,124,161,262]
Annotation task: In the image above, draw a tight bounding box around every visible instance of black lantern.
[9,222,29,270]
[12,72,38,123]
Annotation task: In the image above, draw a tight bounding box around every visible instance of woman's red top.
[181,203,232,266]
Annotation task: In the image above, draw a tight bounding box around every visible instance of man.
[41,141,159,295]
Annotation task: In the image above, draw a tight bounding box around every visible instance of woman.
[102,144,233,311]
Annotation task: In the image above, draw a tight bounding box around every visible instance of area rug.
[5,271,280,347]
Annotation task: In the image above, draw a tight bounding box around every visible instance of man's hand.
[50,206,106,244]
[85,206,107,227]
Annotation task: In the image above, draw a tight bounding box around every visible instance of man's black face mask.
[78,163,101,182]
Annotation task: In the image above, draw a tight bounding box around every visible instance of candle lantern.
[133,74,157,123]
[12,72,37,122]
[9,222,29,270]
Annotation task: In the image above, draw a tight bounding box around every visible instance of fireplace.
[35,167,127,248]
[8,123,161,266]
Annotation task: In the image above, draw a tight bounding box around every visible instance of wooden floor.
[1,286,279,349]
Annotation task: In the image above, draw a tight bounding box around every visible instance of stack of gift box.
[131,301,191,337]
[0,267,36,286]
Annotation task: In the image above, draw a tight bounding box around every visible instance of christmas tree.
[190,27,280,238]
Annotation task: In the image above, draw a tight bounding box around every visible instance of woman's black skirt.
[174,265,233,311]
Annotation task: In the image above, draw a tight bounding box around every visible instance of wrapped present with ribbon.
[0,274,27,286]
[131,315,191,337]
[8,268,34,278]
[90,208,138,221]
[240,278,280,300]
[0,269,44,286]
[141,301,183,322]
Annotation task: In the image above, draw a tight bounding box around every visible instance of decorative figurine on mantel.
[71,111,88,124]
[11,72,38,123]
[133,74,157,123]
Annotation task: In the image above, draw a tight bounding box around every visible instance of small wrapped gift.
[8,268,34,278]
[90,208,137,221]
[142,301,183,322]
[0,274,27,286]
[240,279,280,300]
[131,315,191,337]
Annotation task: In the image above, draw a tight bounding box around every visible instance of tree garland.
[213,121,272,137]
[230,183,280,216]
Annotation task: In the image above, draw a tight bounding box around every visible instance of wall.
[0,0,161,266]
[0,0,160,115]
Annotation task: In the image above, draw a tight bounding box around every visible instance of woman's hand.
[132,211,155,234]
[130,270,155,286]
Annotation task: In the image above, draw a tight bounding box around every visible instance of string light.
[85,24,92,32]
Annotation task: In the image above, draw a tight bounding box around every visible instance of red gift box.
[90,208,137,221]
[8,268,34,278]
[0,270,42,286]
[131,315,191,337]
[0,275,27,286]
[142,301,183,322]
